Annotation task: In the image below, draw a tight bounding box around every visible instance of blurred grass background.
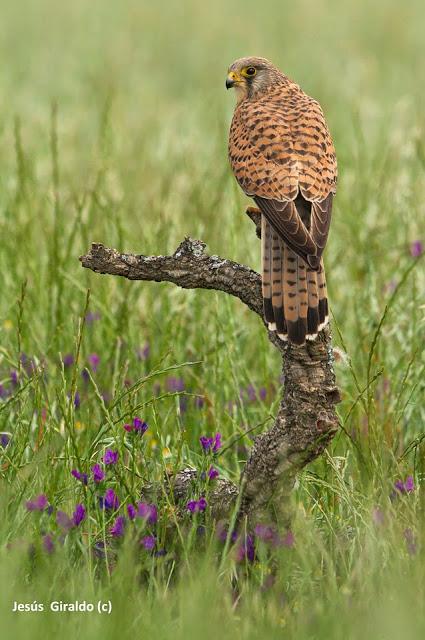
[0,0,425,638]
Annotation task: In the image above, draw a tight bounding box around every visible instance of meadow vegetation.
[0,0,424,637]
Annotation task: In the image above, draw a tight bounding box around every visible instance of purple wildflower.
[194,396,205,409]
[91,463,105,483]
[186,498,207,514]
[394,475,415,495]
[26,494,48,512]
[213,433,222,452]
[246,384,257,402]
[236,534,256,563]
[179,397,188,413]
[282,531,295,548]
[0,432,11,448]
[254,524,279,545]
[87,353,100,371]
[20,353,36,376]
[410,240,423,258]
[216,523,238,544]
[133,417,148,434]
[198,497,207,511]
[127,504,137,520]
[10,369,19,387]
[140,535,156,550]
[124,417,149,434]
[81,368,90,384]
[165,377,185,392]
[102,449,118,465]
[71,469,88,485]
[100,488,120,510]
[200,432,222,453]
[42,534,54,554]
[136,342,150,360]
[401,480,410,493]
[20,352,29,366]
[110,516,126,538]
[259,387,267,401]
[208,466,219,480]
[63,353,74,368]
[216,524,226,543]
[72,504,86,526]
[56,510,73,531]
[200,436,212,451]
[0,384,8,400]
[186,500,197,513]
[74,391,81,409]
[137,502,158,524]
[85,311,101,324]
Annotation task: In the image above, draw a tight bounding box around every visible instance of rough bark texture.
[80,209,341,525]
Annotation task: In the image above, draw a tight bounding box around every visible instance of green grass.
[1,0,425,637]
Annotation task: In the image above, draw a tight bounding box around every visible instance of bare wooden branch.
[80,238,263,316]
[80,214,341,526]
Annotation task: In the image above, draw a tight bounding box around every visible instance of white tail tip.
[277,333,288,341]
[317,317,330,332]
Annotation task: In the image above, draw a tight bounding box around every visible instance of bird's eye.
[245,67,256,77]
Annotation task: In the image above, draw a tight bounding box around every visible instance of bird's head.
[226,57,285,101]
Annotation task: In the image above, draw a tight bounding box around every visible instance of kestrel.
[226,57,337,345]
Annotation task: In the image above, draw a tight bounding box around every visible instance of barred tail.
[261,214,275,328]
[283,246,308,344]
[261,217,329,345]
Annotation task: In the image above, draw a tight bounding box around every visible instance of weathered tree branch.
[80,209,341,526]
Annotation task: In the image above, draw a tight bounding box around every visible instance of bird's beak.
[226,71,240,89]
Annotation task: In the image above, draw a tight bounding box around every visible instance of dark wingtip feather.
[287,319,307,345]
[273,305,286,334]
[307,306,320,335]
[318,298,328,325]
[263,298,274,324]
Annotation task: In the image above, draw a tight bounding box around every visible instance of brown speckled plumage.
[227,56,337,344]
